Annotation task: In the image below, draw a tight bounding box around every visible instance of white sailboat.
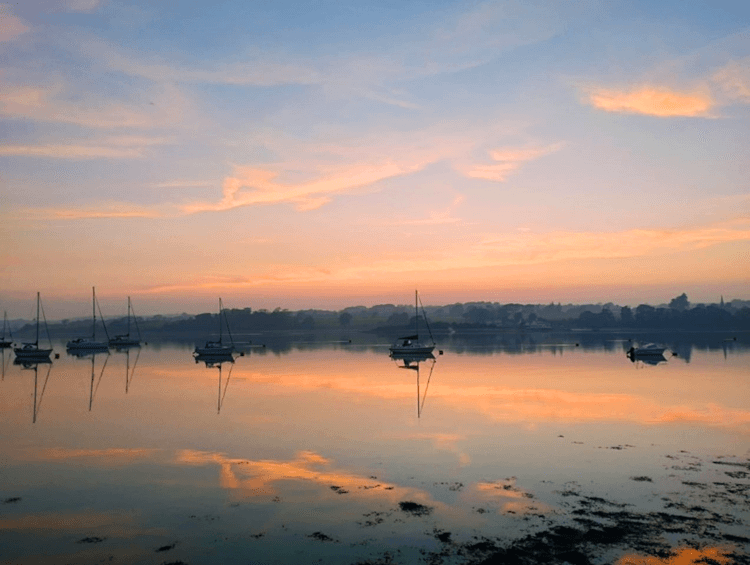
[1,311,13,348]
[389,291,436,356]
[67,287,110,351]
[109,296,142,348]
[194,298,234,357]
[14,293,53,360]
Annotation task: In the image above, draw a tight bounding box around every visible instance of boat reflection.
[627,351,667,366]
[391,352,436,418]
[13,357,53,423]
[195,353,235,414]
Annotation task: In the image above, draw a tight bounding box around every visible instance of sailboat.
[194,298,235,357]
[67,287,110,351]
[109,296,142,348]
[14,293,53,360]
[1,311,13,348]
[389,290,436,356]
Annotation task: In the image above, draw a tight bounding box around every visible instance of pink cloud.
[0,12,29,42]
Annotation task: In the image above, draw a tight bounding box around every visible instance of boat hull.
[194,345,233,356]
[0,340,13,348]
[109,337,140,347]
[67,339,109,351]
[14,347,53,359]
[389,344,435,355]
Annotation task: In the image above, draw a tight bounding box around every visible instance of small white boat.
[67,287,110,351]
[194,298,234,356]
[14,293,53,360]
[389,291,436,356]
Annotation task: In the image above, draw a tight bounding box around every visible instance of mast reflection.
[114,346,141,394]
[1,347,11,381]
[391,352,436,418]
[195,353,236,414]
[69,350,110,411]
[14,357,53,423]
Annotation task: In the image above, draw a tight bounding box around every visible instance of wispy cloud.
[461,143,564,182]
[389,195,466,226]
[587,86,714,117]
[0,10,29,42]
[0,83,183,128]
[24,202,169,219]
[181,160,428,213]
[133,218,750,295]
[0,135,173,160]
[0,144,144,159]
[711,57,750,103]
[151,180,216,189]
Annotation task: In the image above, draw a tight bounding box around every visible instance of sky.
[1,0,749,318]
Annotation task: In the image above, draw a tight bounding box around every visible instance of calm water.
[1,334,749,564]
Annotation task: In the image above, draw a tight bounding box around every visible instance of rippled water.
[1,334,749,564]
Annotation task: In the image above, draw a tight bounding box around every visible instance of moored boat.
[389,291,436,356]
[14,293,53,360]
[109,296,142,348]
[67,287,109,351]
[194,298,235,357]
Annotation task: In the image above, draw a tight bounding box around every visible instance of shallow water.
[1,334,749,564]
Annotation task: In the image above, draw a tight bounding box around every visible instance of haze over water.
[1,334,749,564]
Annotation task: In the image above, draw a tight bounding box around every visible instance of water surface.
[1,334,749,564]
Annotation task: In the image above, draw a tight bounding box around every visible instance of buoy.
[54,353,60,359]
[439,350,444,355]
[575,343,580,346]
[240,352,244,356]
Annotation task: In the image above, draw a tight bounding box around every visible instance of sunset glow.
[1,1,749,316]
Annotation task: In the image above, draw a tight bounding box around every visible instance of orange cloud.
[588,86,713,117]
[182,160,426,213]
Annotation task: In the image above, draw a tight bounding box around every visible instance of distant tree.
[448,303,464,317]
[669,293,689,311]
[620,306,635,326]
[387,312,409,326]
[464,307,493,324]
[339,312,353,327]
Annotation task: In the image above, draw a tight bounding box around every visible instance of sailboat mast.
[92,287,96,340]
[127,296,131,338]
[415,290,418,337]
[219,298,223,345]
[35,292,40,347]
